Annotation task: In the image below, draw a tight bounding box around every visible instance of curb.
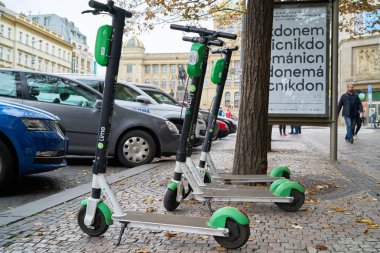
[0,162,167,227]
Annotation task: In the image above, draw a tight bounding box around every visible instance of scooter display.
[164,25,305,213]
[77,1,251,249]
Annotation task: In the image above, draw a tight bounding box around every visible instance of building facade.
[0,2,73,72]
[28,14,93,74]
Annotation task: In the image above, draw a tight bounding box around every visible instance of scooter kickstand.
[115,222,127,246]
[205,199,213,213]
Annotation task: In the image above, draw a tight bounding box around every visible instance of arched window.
[145,78,150,84]
[225,92,231,107]
[234,92,240,108]
[162,79,167,89]
[153,78,158,86]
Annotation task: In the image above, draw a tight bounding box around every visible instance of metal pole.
[330,0,339,161]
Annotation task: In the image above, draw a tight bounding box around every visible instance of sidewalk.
[0,128,379,252]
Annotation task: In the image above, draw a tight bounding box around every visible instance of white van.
[60,75,206,145]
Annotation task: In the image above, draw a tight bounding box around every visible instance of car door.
[22,73,101,155]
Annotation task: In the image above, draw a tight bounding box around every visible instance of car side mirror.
[136,95,151,104]
[95,100,102,110]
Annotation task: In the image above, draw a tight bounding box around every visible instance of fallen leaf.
[33,222,44,226]
[315,243,328,250]
[322,225,334,229]
[144,197,154,204]
[298,207,309,212]
[35,232,44,236]
[364,229,369,235]
[248,238,254,241]
[290,224,303,229]
[331,207,345,213]
[356,219,374,224]
[64,210,75,215]
[368,224,379,229]
[316,185,328,190]
[214,246,227,251]
[249,225,254,228]
[305,197,321,203]
[146,207,156,213]
[135,250,150,253]
[164,232,178,238]
[198,235,209,240]
[183,199,201,205]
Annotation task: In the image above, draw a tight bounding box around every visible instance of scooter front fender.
[81,199,113,225]
[207,207,250,228]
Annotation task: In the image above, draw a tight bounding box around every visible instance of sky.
[2,0,213,54]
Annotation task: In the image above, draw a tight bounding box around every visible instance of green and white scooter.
[77,1,251,249]
[164,25,305,213]
[197,49,290,185]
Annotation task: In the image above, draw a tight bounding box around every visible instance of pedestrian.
[225,108,233,118]
[290,125,296,134]
[338,84,363,144]
[371,112,377,128]
[296,126,301,134]
[279,125,287,136]
[218,107,224,117]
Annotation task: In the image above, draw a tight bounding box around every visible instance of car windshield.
[141,89,179,105]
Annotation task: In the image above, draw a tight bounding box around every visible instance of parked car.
[218,116,237,134]
[57,74,207,145]
[216,120,229,139]
[0,69,179,168]
[0,100,68,192]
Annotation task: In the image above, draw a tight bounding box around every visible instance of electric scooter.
[198,49,291,185]
[77,1,251,249]
[164,25,305,213]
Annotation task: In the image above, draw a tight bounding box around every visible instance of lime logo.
[98,143,104,149]
[209,128,214,133]
[359,93,365,101]
[189,85,196,92]
[189,51,199,65]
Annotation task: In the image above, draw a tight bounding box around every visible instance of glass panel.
[0,71,21,98]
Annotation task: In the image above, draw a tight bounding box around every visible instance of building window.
[238,23,242,32]
[18,52,22,64]
[145,78,150,84]
[153,78,158,86]
[25,55,29,66]
[32,17,39,22]
[162,79,167,89]
[19,31,23,42]
[225,92,231,107]
[7,28,11,39]
[153,64,159,73]
[127,78,132,82]
[52,45,55,55]
[5,49,11,61]
[170,78,175,88]
[44,17,50,26]
[127,64,133,73]
[235,75,240,83]
[0,47,3,60]
[145,65,150,73]
[162,64,167,73]
[170,64,176,73]
[0,25,4,36]
[25,34,29,45]
[226,77,231,86]
[58,49,61,58]
[234,92,240,108]
[46,43,49,53]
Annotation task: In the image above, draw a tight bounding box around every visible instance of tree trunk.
[233,0,275,175]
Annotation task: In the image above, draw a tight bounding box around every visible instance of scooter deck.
[113,211,227,237]
[199,187,292,203]
[218,174,281,183]
[203,182,263,190]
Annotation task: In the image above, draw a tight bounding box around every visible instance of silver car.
[0,69,179,168]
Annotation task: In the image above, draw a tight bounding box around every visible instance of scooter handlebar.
[88,0,132,18]
[211,46,239,54]
[182,36,224,46]
[171,24,236,40]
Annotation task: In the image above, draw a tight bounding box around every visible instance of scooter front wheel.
[77,206,109,236]
[213,218,250,249]
[275,189,305,212]
[163,188,181,211]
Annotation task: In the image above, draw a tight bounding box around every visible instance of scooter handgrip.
[89,0,110,12]
[217,31,237,40]
[208,40,224,46]
[182,36,199,43]
[125,10,133,18]
[170,24,188,31]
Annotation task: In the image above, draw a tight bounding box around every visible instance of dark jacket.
[338,92,362,117]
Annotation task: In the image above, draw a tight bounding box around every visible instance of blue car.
[0,100,68,193]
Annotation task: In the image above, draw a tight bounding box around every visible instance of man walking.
[338,84,363,144]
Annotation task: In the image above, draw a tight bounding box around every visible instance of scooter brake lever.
[81,10,101,15]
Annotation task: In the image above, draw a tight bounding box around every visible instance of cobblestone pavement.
[0,128,379,252]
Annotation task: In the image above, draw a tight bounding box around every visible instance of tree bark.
[233,0,275,175]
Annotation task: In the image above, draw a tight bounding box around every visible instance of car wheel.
[0,139,15,194]
[116,130,156,168]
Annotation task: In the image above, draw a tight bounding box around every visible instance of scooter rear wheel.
[213,218,250,249]
[77,206,109,236]
[275,189,305,212]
